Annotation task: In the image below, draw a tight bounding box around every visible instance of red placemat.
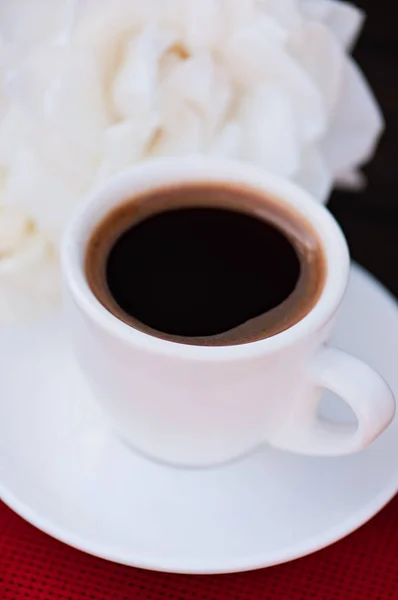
[0,497,397,600]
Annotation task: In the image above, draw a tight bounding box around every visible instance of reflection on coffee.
[86,183,326,346]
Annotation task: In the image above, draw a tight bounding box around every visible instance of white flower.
[0,206,60,322]
[0,0,384,322]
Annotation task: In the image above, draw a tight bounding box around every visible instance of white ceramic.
[0,266,398,574]
[62,157,395,466]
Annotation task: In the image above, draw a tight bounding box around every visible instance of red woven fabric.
[0,497,397,600]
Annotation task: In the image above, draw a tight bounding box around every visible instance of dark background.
[329,0,398,296]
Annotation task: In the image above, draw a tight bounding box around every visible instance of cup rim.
[62,156,350,362]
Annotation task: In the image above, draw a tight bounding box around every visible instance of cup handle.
[273,347,396,456]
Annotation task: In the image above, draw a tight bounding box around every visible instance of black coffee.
[86,184,326,346]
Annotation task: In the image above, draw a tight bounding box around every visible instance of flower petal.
[147,106,205,157]
[160,53,232,139]
[3,145,80,238]
[321,57,384,175]
[209,122,242,158]
[182,0,221,52]
[258,0,302,36]
[294,145,333,203]
[300,0,364,51]
[0,223,60,323]
[240,84,300,177]
[335,169,366,191]
[44,51,108,156]
[99,116,159,179]
[0,0,66,49]
[112,26,160,121]
[293,21,345,117]
[222,22,326,143]
[0,206,34,256]
[219,0,256,38]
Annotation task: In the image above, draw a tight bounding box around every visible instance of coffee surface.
[86,184,326,345]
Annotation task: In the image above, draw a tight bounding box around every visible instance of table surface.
[1,1,398,598]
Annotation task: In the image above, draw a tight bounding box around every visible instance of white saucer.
[0,264,397,574]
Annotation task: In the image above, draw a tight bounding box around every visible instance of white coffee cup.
[62,157,396,467]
